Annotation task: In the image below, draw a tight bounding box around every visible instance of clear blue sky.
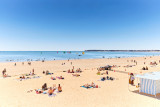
[0,0,160,51]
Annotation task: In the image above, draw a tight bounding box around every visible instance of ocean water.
[0,51,160,62]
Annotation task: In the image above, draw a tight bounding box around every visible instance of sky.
[0,0,160,51]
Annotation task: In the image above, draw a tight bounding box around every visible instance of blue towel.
[81,86,92,89]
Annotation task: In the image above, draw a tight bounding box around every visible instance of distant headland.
[85,50,160,52]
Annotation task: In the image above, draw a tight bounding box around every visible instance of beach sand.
[0,56,160,107]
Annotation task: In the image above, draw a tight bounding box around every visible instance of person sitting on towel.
[48,87,54,95]
[91,82,96,88]
[42,83,48,91]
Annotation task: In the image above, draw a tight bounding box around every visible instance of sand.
[0,56,160,107]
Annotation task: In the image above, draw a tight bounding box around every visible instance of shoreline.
[1,55,158,63]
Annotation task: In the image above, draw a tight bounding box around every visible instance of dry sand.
[0,56,160,107]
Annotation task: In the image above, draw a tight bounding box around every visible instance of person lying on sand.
[82,83,98,88]
[72,74,80,77]
[3,74,11,78]
[35,89,43,94]
[101,77,106,81]
[83,84,90,88]
[57,76,64,79]
[97,71,100,75]
[51,76,56,80]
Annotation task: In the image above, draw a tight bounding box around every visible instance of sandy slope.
[0,56,160,107]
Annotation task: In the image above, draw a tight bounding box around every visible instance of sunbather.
[91,82,96,88]
[48,87,54,95]
[46,70,49,75]
[58,84,62,92]
[51,76,56,80]
[97,71,100,75]
[83,84,90,88]
[58,76,64,79]
[20,76,25,79]
[42,83,48,91]
[72,74,80,77]
[53,84,57,90]
[35,89,43,94]
[32,69,35,75]
[46,70,53,75]
[101,77,106,81]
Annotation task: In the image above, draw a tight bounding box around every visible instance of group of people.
[142,66,148,70]
[29,69,35,75]
[150,61,157,65]
[101,76,114,81]
[82,82,99,89]
[35,83,62,96]
[68,68,82,73]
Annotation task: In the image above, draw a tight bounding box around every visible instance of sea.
[0,51,160,62]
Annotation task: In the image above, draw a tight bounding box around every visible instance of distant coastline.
[85,50,160,52]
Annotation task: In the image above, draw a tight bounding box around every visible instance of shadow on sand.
[132,90,160,100]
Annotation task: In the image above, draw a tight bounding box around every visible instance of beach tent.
[136,72,160,97]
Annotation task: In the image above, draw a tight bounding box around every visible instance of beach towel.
[32,76,40,79]
[81,86,92,89]
[56,77,64,79]
[43,91,47,94]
